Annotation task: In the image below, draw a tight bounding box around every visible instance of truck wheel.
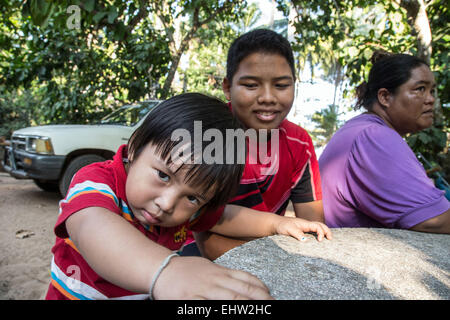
[59,154,105,197]
[33,179,59,192]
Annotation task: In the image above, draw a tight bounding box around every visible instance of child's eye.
[276,83,291,89]
[187,195,200,205]
[242,83,257,88]
[157,170,170,182]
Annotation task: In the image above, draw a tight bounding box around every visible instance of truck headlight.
[27,136,54,154]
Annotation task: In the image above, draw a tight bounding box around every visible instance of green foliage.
[308,104,342,147]
[1,0,448,183]
[180,37,229,100]
[281,0,449,178]
[407,127,447,156]
[179,2,262,99]
[0,0,247,131]
[145,0,248,97]
[427,0,450,122]
[0,86,36,138]
[1,0,171,129]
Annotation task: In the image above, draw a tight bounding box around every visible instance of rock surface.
[214,228,450,300]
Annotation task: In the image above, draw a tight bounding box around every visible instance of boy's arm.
[202,204,331,257]
[196,203,328,260]
[211,204,329,238]
[66,207,272,299]
[194,231,250,261]
[210,205,282,237]
[293,200,324,222]
[195,205,274,261]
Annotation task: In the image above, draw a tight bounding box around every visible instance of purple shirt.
[319,113,449,228]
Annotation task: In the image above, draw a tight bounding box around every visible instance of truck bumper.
[2,146,65,181]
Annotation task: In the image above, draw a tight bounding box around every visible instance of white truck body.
[2,100,160,196]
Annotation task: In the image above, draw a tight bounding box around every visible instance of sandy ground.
[0,172,60,300]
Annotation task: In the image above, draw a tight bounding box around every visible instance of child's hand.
[274,216,332,242]
[153,256,274,300]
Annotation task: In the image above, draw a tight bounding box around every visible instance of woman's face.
[383,65,436,136]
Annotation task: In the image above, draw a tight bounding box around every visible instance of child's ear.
[222,78,232,101]
[377,88,393,108]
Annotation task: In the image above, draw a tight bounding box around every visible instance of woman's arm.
[66,207,272,299]
[409,209,450,234]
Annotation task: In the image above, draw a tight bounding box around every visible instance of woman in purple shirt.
[319,52,449,234]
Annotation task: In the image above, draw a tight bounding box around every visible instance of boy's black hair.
[128,93,245,212]
[355,51,429,110]
[226,28,296,82]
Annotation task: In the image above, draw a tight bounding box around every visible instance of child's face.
[125,143,213,228]
[223,52,295,130]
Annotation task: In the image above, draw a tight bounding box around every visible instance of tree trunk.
[161,51,182,99]
[155,1,235,98]
[400,0,443,123]
[400,0,432,63]
[159,29,193,98]
[332,62,342,107]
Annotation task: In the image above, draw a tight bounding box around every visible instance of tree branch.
[128,0,149,32]
[197,0,234,28]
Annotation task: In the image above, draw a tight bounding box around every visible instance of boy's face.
[223,52,295,130]
[125,143,213,228]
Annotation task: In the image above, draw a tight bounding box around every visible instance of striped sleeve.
[287,126,322,203]
[54,165,122,239]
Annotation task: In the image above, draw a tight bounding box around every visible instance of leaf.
[363,48,372,60]
[407,135,417,147]
[84,0,95,13]
[418,132,432,144]
[348,47,359,58]
[29,0,55,27]
[107,7,119,24]
[93,12,108,24]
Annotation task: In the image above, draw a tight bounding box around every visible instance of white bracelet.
[149,253,179,300]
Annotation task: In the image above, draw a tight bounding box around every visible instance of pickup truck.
[2,100,160,197]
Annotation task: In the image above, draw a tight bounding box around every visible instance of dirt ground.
[0,172,60,300]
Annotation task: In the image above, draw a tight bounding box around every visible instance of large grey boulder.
[214,228,450,300]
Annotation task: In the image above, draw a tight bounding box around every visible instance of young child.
[195,29,330,260]
[45,93,331,300]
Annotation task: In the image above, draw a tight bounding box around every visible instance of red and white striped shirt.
[45,145,221,300]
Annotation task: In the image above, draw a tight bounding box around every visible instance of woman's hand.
[274,216,332,242]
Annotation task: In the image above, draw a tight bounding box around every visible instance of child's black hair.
[226,28,296,83]
[128,93,245,212]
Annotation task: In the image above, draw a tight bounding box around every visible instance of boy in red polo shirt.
[195,29,328,260]
[46,93,331,300]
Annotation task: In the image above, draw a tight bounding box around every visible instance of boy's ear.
[377,88,393,108]
[222,78,231,101]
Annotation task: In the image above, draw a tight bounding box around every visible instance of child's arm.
[293,200,324,222]
[210,204,332,242]
[66,207,272,299]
